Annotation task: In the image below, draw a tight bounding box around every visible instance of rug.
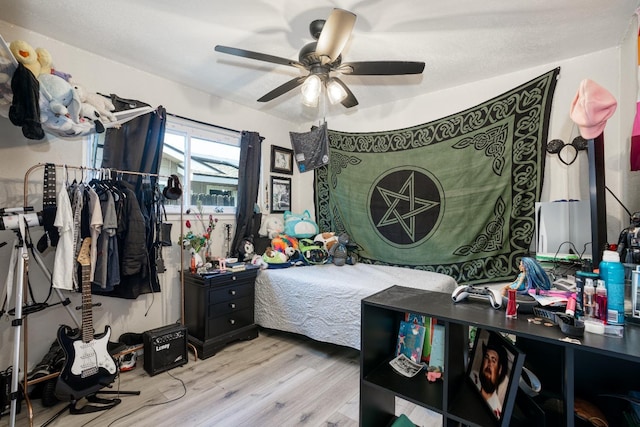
[314,68,560,285]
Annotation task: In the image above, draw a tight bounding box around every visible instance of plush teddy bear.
[72,83,117,123]
[258,214,285,239]
[330,233,351,266]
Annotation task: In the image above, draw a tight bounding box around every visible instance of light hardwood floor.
[4,328,441,427]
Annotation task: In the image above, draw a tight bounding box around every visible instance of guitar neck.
[77,237,94,343]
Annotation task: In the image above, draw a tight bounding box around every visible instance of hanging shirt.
[94,191,119,290]
[87,186,103,282]
[52,175,75,290]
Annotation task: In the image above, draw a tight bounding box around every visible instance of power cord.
[78,369,187,426]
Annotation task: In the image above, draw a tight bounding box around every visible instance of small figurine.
[502,257,552,296]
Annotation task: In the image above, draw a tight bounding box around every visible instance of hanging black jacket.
[116,181,148,277]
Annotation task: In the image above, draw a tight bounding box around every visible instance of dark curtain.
[231,131,263,258]
[98,96,167,299]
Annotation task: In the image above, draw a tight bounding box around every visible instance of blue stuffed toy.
[283,210,319,238]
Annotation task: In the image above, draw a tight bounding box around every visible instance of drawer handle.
[229,290,236,296]
[229,303,236,309]
[229,319,236,325]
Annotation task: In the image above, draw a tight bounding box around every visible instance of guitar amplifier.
[143,324,188,376]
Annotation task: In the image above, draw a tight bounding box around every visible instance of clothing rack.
[10,163,188,427]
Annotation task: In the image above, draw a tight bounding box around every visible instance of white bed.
[254,263,457,350]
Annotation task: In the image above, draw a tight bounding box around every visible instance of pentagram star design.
[375,172,440,242]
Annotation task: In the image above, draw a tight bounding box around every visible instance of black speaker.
[143,324,188,376]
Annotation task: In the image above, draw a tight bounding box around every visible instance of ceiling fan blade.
[215,45,304,68]
[331,77,358,108]
[338,61,426,75]
[257,76,309,102]
[315,9,356,64]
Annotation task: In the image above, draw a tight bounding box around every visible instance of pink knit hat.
[569,79,617,139]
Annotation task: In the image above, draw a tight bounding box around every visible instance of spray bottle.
[595,279,608,323]
[583,278,595,319]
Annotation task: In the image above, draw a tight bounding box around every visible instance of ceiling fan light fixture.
[301,74,322,106]
[326,78,348,104]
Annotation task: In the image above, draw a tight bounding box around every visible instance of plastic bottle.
[599,250,625,325]
[595,279,608,322]
[583,278,595,318]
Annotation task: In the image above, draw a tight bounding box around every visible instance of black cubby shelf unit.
[360,285,640,427]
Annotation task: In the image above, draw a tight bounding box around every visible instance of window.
[89,115,242,214]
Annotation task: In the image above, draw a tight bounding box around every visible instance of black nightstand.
[184,267,259,359]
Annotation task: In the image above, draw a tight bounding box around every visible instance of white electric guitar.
[55,237,117,401]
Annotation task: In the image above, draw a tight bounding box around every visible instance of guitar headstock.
[77,237,91,267]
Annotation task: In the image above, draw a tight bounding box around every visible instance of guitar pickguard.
[69,328,117,377]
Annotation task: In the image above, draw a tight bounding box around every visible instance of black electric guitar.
[55,237,118,401]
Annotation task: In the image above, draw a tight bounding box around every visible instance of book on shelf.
[404,312,437,364]
[396,320,426,363]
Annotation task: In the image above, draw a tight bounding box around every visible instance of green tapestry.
[314,68,560,285]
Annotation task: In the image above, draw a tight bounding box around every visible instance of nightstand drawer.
[207,308,253,335]
[208,283,253,304]
[209,295,253,317]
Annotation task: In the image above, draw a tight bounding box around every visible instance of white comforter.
[254,263,457,350]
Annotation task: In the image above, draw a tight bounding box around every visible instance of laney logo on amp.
[155,343,170,351]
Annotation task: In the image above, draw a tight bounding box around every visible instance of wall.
[0,16,638,371]
[0,21,294,371]
[297,23,639,250]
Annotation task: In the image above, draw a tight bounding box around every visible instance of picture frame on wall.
[270,176,291,213]
[270,145,294,175]
[467,328,525,425]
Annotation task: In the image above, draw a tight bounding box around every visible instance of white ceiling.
[0,0,638,122]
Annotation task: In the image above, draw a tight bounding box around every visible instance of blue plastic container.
[599,250,625,325]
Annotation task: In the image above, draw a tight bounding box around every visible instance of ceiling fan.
[214,8,425,109]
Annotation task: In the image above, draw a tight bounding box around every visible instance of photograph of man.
[469,330,512,420]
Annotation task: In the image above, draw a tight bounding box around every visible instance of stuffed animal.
[79,101,105,133]
[284,210,319,238]
[39,94,93,137]
[38,73,81,121]
[258,214,285,239]
[36,47,72,81]
[9,40,40,77]
[314,232,339,253]
[237,237,256,262]
[72,83,117,123]
[271,234,298,258]
[261,247,289,265]
[298,238,329,265]
[330,233,351,266]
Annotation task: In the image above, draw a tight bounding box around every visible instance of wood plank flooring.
[3,328,441,427]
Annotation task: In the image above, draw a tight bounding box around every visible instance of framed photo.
[270,145,294,175]
[270,176,291,213]
[467,329,525,425]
